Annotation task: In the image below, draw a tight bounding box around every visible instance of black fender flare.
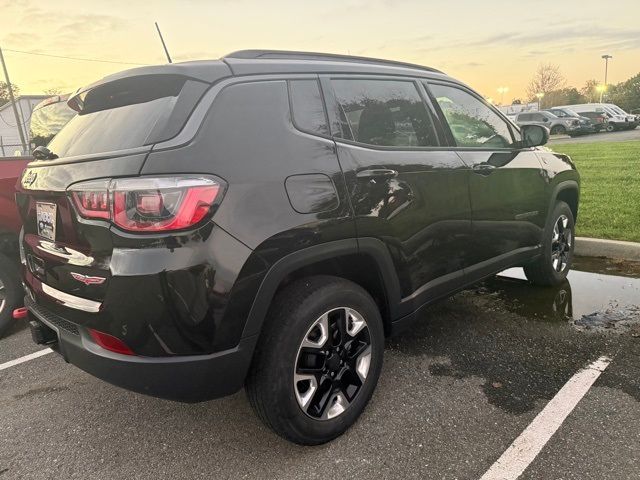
[240,237,402,339]
[549,180,579,218]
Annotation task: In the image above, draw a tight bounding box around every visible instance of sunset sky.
[1,0,639,102]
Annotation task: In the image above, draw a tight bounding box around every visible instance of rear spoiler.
[67,61,232,112]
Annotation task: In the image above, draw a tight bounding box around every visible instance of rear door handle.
[472,163,496,175]
[356,169,398,179]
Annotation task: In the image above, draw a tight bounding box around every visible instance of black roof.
[70,50,450,104]
[225,50,442,74]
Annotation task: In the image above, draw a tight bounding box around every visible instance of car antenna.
[155,22,172,63]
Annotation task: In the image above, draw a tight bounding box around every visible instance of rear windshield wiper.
[32,146,59,161]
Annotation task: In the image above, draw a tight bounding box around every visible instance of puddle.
[479,265,640,336]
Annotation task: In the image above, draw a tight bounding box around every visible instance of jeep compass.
[18,50,579,445]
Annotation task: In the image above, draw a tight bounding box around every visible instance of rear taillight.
[88,328,134,355]
[68,176,223,232]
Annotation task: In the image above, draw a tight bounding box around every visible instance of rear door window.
[330,78,437,147]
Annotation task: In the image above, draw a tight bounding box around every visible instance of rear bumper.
[26,296,257,403]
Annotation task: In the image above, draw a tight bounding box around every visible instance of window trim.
[319,74,444,151]
[424,80,524,151]
[286,77,332,140]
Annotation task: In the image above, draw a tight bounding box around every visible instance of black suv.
[18,51,579,445]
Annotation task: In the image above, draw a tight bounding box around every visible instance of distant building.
[497,102,539,118]
[0,95,49,156]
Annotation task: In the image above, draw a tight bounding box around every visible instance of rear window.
[47,75,207,158]
[30,100,76,148]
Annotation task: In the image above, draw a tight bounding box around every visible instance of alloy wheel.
[294,307,372,420]
[551,214,572,272]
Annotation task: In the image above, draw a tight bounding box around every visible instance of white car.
[559,103,637,131]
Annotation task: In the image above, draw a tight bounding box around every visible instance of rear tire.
[0,253,21,338]
[524,201,575,286]
[550,125,566,135]
[606,124,615,132]
[245,275,384,445]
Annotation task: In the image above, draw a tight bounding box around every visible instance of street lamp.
[600,54,612,102]
[535,92,545,110]
[497,86,509,105]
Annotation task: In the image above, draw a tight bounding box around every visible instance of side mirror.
[521,124,549,148]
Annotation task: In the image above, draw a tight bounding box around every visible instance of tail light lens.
[88,328,134,355]
[68,176,223,232]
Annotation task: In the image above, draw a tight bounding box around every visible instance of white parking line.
[0,348,53,371]
[480,355,612,480]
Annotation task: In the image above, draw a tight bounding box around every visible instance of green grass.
[549,140,640,242]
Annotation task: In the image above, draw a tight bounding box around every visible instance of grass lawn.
[549,140,640,243]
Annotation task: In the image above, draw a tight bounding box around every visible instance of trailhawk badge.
[70,272,106,286]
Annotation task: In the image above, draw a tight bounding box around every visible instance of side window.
[330,79,437,147]
[429,83,515,149]
[289,79,329,136]
[533,113,546,122]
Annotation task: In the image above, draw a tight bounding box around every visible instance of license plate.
[36,202,57,241]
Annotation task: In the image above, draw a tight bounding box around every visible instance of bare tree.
[526,63,566,102]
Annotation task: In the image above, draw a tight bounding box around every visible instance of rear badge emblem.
[70,272,106,286]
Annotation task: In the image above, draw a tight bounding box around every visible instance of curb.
[575,237,640,261]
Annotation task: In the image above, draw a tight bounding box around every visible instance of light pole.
[600,54,612,102]
[535,92,544,111]
[497,86,509,105]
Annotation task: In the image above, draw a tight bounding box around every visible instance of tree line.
[522,63,640,112]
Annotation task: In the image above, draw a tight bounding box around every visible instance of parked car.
[545,107,600,133]
[604,103,638,130]
[0,156,31,337]
[560,103,637,131]
[19,50,579,445]
[515,110,581,136]
[29,94,77,148]
[576,111,609,131]
[0,93,75,338]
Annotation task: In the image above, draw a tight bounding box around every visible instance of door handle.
[472,163,496,175]
[356,169,398,179]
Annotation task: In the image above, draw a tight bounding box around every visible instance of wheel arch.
[551,180,580,222]
[241,238,402,340]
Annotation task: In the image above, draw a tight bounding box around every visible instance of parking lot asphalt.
[1,260,639,479]
[548,128,640,144]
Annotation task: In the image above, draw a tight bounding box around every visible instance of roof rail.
[224,50,442,74]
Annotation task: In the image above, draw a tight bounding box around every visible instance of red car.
[0,156,30,335]
[0,93,76,336]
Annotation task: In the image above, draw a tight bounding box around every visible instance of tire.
[0,253,22,338]
[550,125,566,135]
[245,275,384,445]
[606,124,615,132]
[524,201,575,286]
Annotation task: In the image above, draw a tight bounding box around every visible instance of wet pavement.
[1,259,639,479]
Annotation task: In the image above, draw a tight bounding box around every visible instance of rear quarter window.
[288,79,329,136]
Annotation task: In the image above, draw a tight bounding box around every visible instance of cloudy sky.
[1,0,639,101]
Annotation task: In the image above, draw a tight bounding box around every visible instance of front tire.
[524,201,575,286]
[550,125,566,135]
[245,275,384,445]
